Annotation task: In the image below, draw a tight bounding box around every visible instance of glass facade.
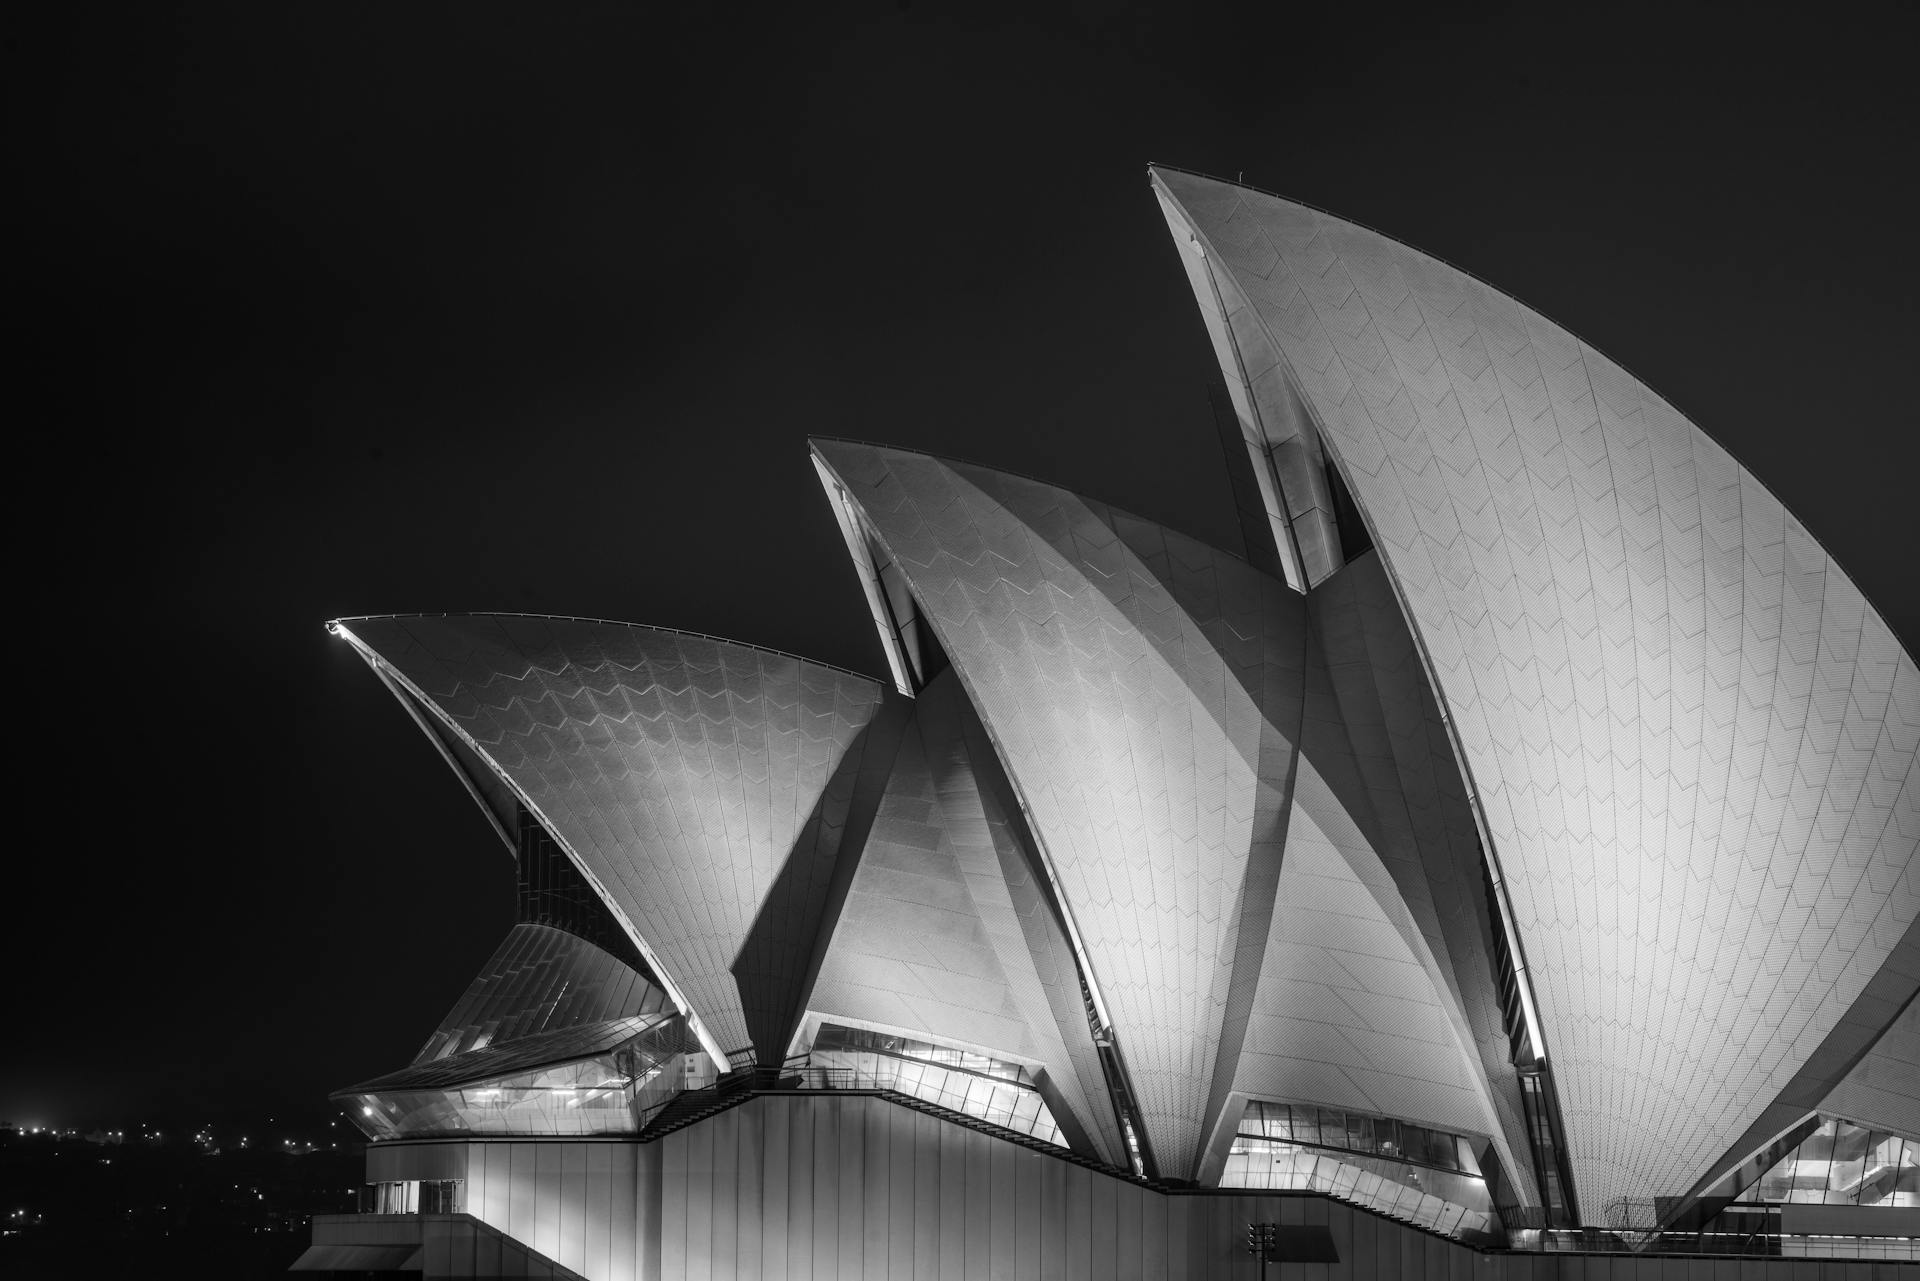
[413,922,672,1065]
[1737,1118,1920,1207]
[364,1180,464,1214]
[1471,848,1578,1228]
[1517,1068,1577,1228]
[1779,1234,1920,1261]
[804,1025,1064,1147]
[1221,1101,1499,1241]
[346,1015,692,1140]
[1233,1100,1481,1174]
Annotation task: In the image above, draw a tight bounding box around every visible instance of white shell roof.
[1153,165,1920,1209]
[1821,998,1920,1139]
[338,614,898,1065]
[341,613,1126,1159]
[807,670,1125,1163]
[811,441,1529,1184]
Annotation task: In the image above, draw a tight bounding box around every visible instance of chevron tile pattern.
[1212,578,1532,1189]
[342,615,896,1064]
[1154,166,1920,1210]
[1677,920,1920,1200]
[1231,750,1492,1132]
[812,441,1313,1176]
[810,442,1539,1186]
[1821,997,1920,1139]
[810,699,1042,1054]
[809,669,1123,1163]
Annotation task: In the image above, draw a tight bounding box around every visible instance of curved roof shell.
[1151,165,1920,1210]
[1821,999,1920,1140]
[337,614,1129,1159]
[806,669,1126,1163]
[337,614,904,1066]
[811,440,1533,1185]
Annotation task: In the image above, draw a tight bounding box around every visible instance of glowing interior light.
[362,1107,374,1117]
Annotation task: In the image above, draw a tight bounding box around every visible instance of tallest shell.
[1151,165,1920,1211]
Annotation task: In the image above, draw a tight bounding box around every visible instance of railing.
[1516,1211,1919,1259]
[628,1054,685,1129]
[637,1061,1061,1144]
[635,1068,758,1130]
[798,1057,1064,1146]
[631,1062,1153,1190]
[1524,1226,1776,1256]
[1221,1144,1502,1246]
[1501,1198,1920,1260]
[1777,1234,1920,1261]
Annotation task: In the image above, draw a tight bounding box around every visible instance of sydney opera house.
[298,167,1919,1278]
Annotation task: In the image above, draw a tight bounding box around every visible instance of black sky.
[6,2,1916,1128]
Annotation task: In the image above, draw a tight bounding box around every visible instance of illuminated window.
[804,1024,1065,1146]
[1740,1118,1920,1208]
[1223,1101,1498,1241]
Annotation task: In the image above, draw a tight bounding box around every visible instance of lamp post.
[1244,1220,1339,1273]
[1246,1221,1276,1279]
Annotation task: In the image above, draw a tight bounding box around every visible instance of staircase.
[637,1071,760,1138]
[638,1063,810,1140]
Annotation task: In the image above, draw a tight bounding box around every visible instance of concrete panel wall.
[369,1140,469,1183]
[649,1096,1904,1281]
[656,1096,1205,1279]
[368,1139,642,1281]
[363,1102,1908,1279]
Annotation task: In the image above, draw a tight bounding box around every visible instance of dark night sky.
[5,3,1915,1129]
